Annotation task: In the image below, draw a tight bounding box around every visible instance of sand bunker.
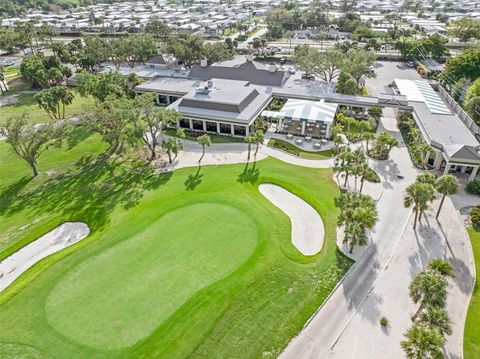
[259,184,324,255]
[0,222,90,292]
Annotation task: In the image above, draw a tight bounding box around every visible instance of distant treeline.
[1,0,124,17]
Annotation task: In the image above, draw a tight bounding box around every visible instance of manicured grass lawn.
[3,67,20,76]
[0,128,351,358]
[164,128,245,143]
[268,138,333,159]
[0,90,94,125]
[465,227,480,358]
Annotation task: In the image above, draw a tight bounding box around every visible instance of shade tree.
[0,114,68,177]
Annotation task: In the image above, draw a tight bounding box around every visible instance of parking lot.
[365,60,421,97]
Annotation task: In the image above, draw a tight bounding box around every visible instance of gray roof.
[135,77,201,95]
[146,55,167,65]
[188,61,287,87]
[394,79,480,163]
[168,78,271,125]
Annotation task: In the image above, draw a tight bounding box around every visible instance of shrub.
[466,180,480,195]
[368,106,382,119]
[380,316,389,327]
[470,206,480,226]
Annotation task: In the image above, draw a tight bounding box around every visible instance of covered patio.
[262,99,338,139]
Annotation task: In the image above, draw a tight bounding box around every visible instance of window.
[192,120,204,131]
[158,95,168,105]
[219,123,232,134]
[179,119,190,128]
[234,125,246,136]
[206,121,217,132]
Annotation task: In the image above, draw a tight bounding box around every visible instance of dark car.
[301,73,315,80]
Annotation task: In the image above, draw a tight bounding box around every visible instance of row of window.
[178,119,247,136]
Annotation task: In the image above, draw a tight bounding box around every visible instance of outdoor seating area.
[271,132,333,152]
[282,120,328,138]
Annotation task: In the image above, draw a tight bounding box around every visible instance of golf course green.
[0,130,351,358]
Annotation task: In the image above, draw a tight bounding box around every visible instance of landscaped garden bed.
[268,138,333,159]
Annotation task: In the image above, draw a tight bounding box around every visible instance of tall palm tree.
[253,130,264,157]
[357,162,372,193]
[435,175,459,219]
[419,306,452,336]
[401,323,445,359]
[197,134,211,163]
[409,270,448,321]
[363,132,375,153]
[57,86,74,119]
[244,135,255,161]
[404,182,435,229]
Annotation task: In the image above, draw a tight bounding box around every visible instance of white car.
[288,66,295,74]
[1,60,14,66]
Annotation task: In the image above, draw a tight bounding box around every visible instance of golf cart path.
[0,222,90,292]
[258,184,324,255]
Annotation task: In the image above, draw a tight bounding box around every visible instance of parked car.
[288,66,295,74]
[366,66,375,73]
[1,60,14,66]
[301,73,315,80]
[279,57,286,65]
[406,61,414,68]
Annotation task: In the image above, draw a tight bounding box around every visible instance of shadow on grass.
[66,125,91,149]
[237,161,260,185]
[0,155,172,231]
[184,165,203,191]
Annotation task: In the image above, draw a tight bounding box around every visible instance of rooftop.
[169,78,272,125]
[394,79,480,161]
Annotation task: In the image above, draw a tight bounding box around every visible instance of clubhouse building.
[133,57,480,177]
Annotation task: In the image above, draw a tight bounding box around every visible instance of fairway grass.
[0,91,94,125]
[0,128,351,358]
[465,227,480,358]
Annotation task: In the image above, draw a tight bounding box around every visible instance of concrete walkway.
[259,184,324,255]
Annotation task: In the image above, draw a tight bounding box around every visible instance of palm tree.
[416,173,437,185]
[401,323,445,359]
[427,259,453,277]
[404,182,435,229]
[56,86,74,119]
[435,175,459,219]
[162,138,175,163]
[363,132,375,152]
[419,307,452,336]
[253,130,264,157]
[338,193,378,253]
[357,162,372,193]
[244,135,255,161]
[409,270,448,321]
[340,151,355,187]
[197,134,211,163]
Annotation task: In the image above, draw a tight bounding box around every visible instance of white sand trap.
[0,222,89,292]
[259,184,324,255]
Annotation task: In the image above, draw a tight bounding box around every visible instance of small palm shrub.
[380,316,389,327]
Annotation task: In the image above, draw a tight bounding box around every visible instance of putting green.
[45,203,257,349]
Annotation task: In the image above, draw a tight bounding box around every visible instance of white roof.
[394,79,451,115]
[278,99,338,124]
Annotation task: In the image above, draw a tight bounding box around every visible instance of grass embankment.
[0,127,351,358]
[465,227,480,358]
[164,128,245,144]
[0,90,94,125]
[268,138,333,159]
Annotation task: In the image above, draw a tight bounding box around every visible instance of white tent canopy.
[279,99,338,123]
